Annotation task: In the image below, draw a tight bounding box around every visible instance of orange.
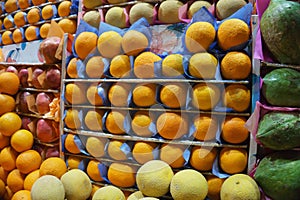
[75,32,98,59]
[39,23,51,39]
[156,112,188,139]
[27,8,41,24]
[221,116,249,144]
[122,30,149,56]
[132,142,158,164]
[105,111,126,134]
[97,31,122,58]
[86,83,104,106]
[160,83,187,108]
[39,157,68,178]
[206,175,225,200]
[223,84,250,112]
[107,162,137,188]
[58,19,77,34]
[162,54,184,77]
[0,133,10,150]
[64,108,82,130]
[185,22,216,53]
[85,136,107,158]
[64,134,81,154]
[188,52,218,79]
[2,31,13,45]
[67,57,80,78]
[12,29,24,43]
[131,111,153,137]
[11,129,34,153]
[193,115,218,141]
[5,0,18,13]
[133,51,162,78]
[190,146,217,171]
[0,94,16,115]
[108,83,130,107]
[0,112,22,137]
[66,155,83,169]
[84,110,104,131]
[132,83,156,107]
[0,146,18,171]
[32,0,46,6]
[85,56,105,78]
[217,18,250,51]
[160,143,187,168]
[25,26,39,41]
[0,179,5,197]
[41,5,55,20]
[0,166,8,184]
[0,72,20,95]
[23,169,40,190]
[19,0,31,9]
[6,169,25,193]
[107,140,128,161]
[86,160,104,182]
[3,186,13,200]
[192,83,221,110]
[221,51,251,79]
[16,150,42,174]
[11,190,31,200]
[219,147,248,174]
[65,83,87,104]
[14,12,27,27]
[3,17,14,29]
[109,55,131,78]
[58,0,72,17]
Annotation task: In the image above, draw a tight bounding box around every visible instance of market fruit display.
[216,0,247,20]
[254,151,300,200]
[257,112,300,150]
[262,68,300,107]
[92,185,126,200]
[260,0,300,65]
[129,3,154,25]
[220,174,260,200]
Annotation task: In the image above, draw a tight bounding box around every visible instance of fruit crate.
[59,11,259,199]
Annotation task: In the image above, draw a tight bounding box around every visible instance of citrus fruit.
[223,84,250,112]
[84,110,104,131]
[85,136,107,158]
[16,150,42,174]
[6,169,25,193]
[64,108,82,130]
[65,83,87,104]
[216,0,247,20]
[97,31,122,58]
[192,83,221,110]
[11,129,34,152]
[67,57,79,78]
[108,83,130,107]
[0,146,18,171]
[75,32,98,59]
[25,26,39,41]
[85,56,105,78]
[86,83,104,106]
[221,116,249,144]
[31,0,46,6]
[0,94,16,115]
[66,156,82,169]
[160,143,187,168]
[0,72,20,95]
[160,83,187,108]
[86,159,104,182]
[2,31,13,45]
[161,54,184,77]
[0,112,22,136]
[190,146,217,171]
[132,141,158,164]
[39,157,68,178]
[105,111,126,134]
[14,12,27,27]
[12,28,24,43]
[188,52,218,79]
[221,51,251,79]
[23,169,40,191]
[185,22,216,53]
[64,134,81,154]
[217,18,250,50]
[40,23,51,39]
[206,175,225,200]
[27,8,41,24]
[107,162,137,188]
[122,30,149,56]
[131,111,153,137]
[58,19,77,34]
[11,189,31,200]
[58,0,72,17]
[219,147,248,174]
[132,83,156,107]
[109,55,131,78]
[134,51,162,78]
[0,133,9,150]
[107,140,128,161]
[83,10,101,28]
[193,114,218,141]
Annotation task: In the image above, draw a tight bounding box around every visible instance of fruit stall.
[0,0,299,199]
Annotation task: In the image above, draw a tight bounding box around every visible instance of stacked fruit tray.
[0,0,78,45]
[60,0,257,199]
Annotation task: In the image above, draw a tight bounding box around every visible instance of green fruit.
[262,68,300,107]
[260,0,300,65]
[254,151,300,200]
[257,112,300,150]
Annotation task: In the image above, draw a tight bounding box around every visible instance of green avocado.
[254,151,300,200]
[256,112,300,150]
[262,68,300,107]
